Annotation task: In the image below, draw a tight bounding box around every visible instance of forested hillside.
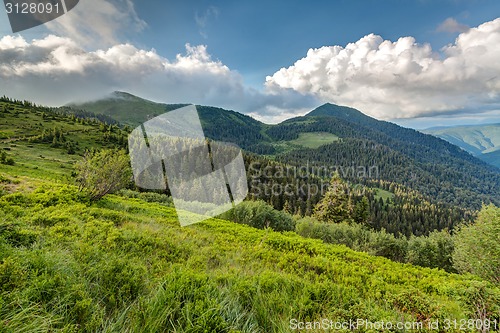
[271,104,500,210]
[71,94,500,212]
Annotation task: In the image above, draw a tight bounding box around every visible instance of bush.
[75,149,131,201]
[453,204,500,284]
[296,216,456,271]
[0,151,14,165]
[407,229,455,272]
[220,200,295,232]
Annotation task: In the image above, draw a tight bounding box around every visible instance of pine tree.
[313,173,353,223]
[353,196,370,225]
[283,200,292,214]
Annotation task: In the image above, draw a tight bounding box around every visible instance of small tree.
[453,204,500,285]
[313,173,353,223]
[75,149,131,201]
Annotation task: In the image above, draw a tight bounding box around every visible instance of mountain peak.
[306,103,375,123]
[109,91,144,101]
[308,103,365,116]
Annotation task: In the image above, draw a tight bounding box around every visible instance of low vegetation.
[1,180,499,332]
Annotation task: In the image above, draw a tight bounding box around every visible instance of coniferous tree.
[313,173,353,223]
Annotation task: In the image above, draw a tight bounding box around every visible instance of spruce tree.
[313,173,353,223]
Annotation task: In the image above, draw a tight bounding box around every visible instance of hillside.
[2,96,500,332]
[68,91,271,152]
[0,97,476,240]
[423,124,500,169]
[68,94,500,211]
[2,175,499,332]
[271,105,500,210]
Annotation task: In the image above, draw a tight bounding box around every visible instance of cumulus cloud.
[0,34,315,122]
[266,18,500,120]
[437,18,470,33]
[45,0,146,47]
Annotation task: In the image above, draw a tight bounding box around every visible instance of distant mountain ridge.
[423,124,500,169]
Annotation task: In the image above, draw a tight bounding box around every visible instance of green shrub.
[295,217,455,270]
[220,200,295,232]
[407,229,455,272]
[369,229,408,262]
[75,149,131,201]
[0,257,27,292]
[453,204,500,284]
[0,221,38,247]
[117,189,174,206]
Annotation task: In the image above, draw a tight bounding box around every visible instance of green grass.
[270,132,340,154]
[1,179,499,332]
[374,188,396,202]
[287,132,340,149]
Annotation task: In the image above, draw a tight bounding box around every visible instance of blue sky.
[1,0,500,128]
[133,0,500,87]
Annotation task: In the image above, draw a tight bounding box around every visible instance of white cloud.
[195,6,219,38]
[266,18,500,120]
[5,17,500,125]
[437,18,470,33]
[45,0,146,47]
[0,35,314,122]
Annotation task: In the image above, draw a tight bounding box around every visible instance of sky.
[1,0,500,128]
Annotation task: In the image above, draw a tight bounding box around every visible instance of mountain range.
[67,92,500,211]
[423,124,500,169]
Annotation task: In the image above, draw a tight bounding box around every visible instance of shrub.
[406,229,455,272]
[296,216,456,270]
[0,222,38,247]
[0,151,14,165]
[75,149,131,201]
[453,204,500,285]
[221,200,295,232]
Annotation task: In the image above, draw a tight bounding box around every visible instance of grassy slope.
[1,174,499,332]
[1,100,500,332]
[287,132,340,149]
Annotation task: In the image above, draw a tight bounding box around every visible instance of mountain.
[68,91,272,152]
[423,124,500,169]
[270,103,500,209]
[66,93,500,210]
